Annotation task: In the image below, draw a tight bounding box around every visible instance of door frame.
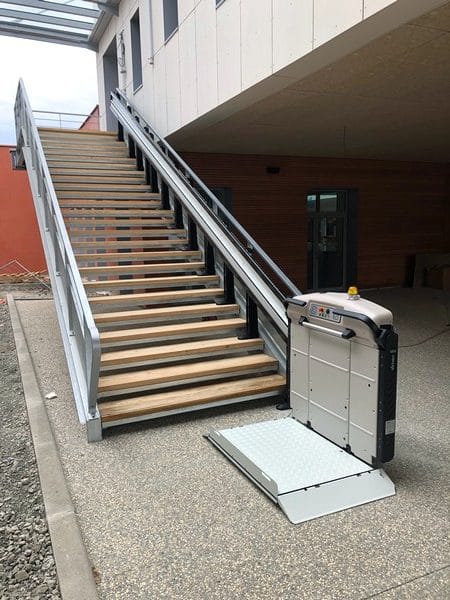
[306,188,358,291]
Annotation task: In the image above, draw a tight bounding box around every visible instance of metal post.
[223,265,236,304]
[174,197,184,228]
[243,293,259,339]
[188,216,198,251]
[161,181,170,210]
[136,144,143,171]
[118,121,124,142]
[128,135,136,159]
[150,164,159,193]
[205,240,215,275]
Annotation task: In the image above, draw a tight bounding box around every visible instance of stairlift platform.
[207,290,398,524]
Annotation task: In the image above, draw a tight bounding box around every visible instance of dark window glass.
[130,10,142,91]
[163,0,179,41]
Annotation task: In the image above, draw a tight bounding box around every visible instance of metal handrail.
[14,79,101,438]
[111,91,300,337]
[112,89,301,303]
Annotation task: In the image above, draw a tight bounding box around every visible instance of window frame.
[130,9,143,92]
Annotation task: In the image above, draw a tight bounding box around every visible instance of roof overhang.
[0,1,119,50]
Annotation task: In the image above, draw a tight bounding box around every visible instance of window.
[216,0,226,7]
[163,0,178,41]
[130,10,142,91]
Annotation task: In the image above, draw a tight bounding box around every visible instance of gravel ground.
[0,285,60,600]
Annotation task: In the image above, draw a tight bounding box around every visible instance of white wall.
[97,0,398,133]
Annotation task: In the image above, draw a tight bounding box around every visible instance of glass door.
[307,191,347,290]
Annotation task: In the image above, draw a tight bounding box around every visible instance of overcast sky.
[0,36,98,145]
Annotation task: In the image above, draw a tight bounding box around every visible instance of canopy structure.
[0,0,119,49]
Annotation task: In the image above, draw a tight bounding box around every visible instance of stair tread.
[95,302,238,324]
[100,317,246,343]
[60,201,161,209]
[80,262,204,275]
[69,229,187,239]
[84,274,218,289]
[55,184,151,191]
[99,374,286,421]
[98,354,278,393]
[100,336,262,366]
[73,239,187,248]
[58,191,159,198]
[38,127,116,136]
[64,210,170,217]
[47,162,136,170]
[66,218,174,227]
[89,288,223,305]
[76,250,200,262]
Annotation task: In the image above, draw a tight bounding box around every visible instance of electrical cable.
[399,328,450,348]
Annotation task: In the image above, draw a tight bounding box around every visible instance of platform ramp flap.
[208,419,395,524]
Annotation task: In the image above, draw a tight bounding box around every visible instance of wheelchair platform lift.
[207,289,398,524]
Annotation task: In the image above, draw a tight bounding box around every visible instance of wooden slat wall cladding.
[182,152,450,289]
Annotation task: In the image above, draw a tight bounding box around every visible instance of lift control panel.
[287,292,398,466]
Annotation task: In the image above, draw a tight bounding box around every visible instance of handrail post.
[243,293,259,339]
[204,239,215,275]
[188,216,198,250]
[223,265,235,304]
[161,181,170,210]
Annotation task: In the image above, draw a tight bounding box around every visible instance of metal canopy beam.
[0,22,91,49]
[4,0,99,19]
[0,8,93,31]
[0,1,107,49]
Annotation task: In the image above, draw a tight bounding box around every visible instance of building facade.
[95,0,450,290]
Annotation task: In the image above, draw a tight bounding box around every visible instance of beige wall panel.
[241,0,272,90]
[179,11,198,124]
[272,0,314,72]
[217,0,242,103]
[313,0,363,47]
[153,49,168,133]
[195,0,218,115]
[165,34,182,132]
[364,0,396,18]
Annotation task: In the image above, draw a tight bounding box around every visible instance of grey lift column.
[207,291,398,524]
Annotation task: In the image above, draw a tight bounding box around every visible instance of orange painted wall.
[0,145,46,273]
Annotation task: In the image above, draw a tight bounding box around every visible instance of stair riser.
[56,185,151,192]
[48,163,136,170]
[66,219,175,228]
[98,365,278,397]
[94,305,239,325]
[101,389,284,427]
[64,211,170,218]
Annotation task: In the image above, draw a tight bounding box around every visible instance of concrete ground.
[15,288,450,599]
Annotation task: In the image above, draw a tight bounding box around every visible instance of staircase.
[38,127,286,432]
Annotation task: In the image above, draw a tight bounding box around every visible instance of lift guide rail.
[208,291,398,524]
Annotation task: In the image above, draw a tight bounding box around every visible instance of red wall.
[0,146,46,274]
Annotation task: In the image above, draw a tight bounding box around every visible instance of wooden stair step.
[45,155,134,164]
[38,127,116,137]
[100,336,262,367]
[59,200,161,209]
[80,261,204,276]
[99,374,285,421]
[69,229,186,240]
[84,274,219,290]
[53,176,146,184]
[63,209,171,218]
[98,354,278,394]
[73,239,187,249]
[76,250,201,262]
[58,191,159,199]
[55,184,151,192]
[50,169,145,178]
[47,162,136,171]
[100,317,246,345]
[89,287,224,307]
[94,302,239,325]
[65,218,174,228]
[44,149,128,158]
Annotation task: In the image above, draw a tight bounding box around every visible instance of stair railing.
[111,90,301,372]
[14,79,101,441]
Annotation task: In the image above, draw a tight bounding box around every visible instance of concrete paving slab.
[16,288,450,599]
